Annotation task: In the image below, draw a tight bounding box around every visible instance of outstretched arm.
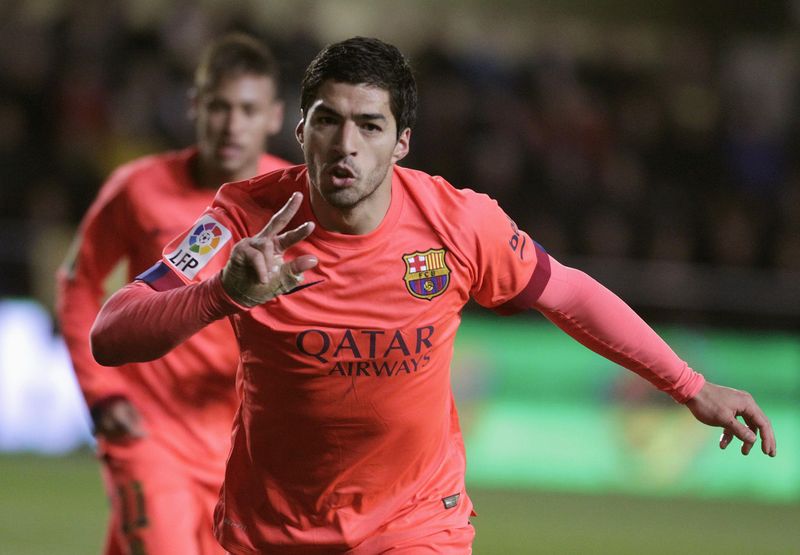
[504,252,776,457]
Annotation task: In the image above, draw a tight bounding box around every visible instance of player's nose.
[224,107,247,135]
[332,120,358,156]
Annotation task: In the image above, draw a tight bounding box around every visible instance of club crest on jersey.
[402,248,450,300]
[165,215,232,279]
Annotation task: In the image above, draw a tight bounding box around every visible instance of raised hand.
[221,192,318,307]
[685,381,776,457]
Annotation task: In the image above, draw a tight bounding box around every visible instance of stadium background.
[0,0,798,553]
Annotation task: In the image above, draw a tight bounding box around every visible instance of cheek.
[373,142,398,166]
[201,114,225,134]
[241,118,264,141]
[194,117,213,144]
[305,134,326,157]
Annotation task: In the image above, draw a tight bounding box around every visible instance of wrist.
[214,270,255,311]
[684,381,711,407]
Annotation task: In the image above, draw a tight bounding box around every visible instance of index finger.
[257,192,304,239]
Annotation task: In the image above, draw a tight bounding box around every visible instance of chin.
[216,158,244,176]
[322,189,360,210]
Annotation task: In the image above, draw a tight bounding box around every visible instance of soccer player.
[90,37,776,554]
[56,33,290,555]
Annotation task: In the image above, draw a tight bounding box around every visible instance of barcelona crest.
[402,248,451,301]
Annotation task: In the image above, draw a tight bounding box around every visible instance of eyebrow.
[314,104,387,122]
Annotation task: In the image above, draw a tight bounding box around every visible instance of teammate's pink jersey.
[56,148,289,481]
[142,165,540,551]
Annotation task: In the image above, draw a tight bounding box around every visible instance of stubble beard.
[311,160,391,211]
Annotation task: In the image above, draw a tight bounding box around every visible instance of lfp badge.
[189,222,224,254]
[402,248,450,300]
[165,215,232,279]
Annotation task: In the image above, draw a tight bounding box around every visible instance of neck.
[193,155,259,190]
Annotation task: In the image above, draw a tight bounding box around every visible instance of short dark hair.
[194,33,280,94]
[300,37,417,136]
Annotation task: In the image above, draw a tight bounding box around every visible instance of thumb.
[278,255,318,291]
[288,254,318,276]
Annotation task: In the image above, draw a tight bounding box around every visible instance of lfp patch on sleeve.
[164,215,232,279]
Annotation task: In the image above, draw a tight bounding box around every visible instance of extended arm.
[504,253,776,456]
[533,257,704,403]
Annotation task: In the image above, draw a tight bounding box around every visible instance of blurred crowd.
[1,1,799,310]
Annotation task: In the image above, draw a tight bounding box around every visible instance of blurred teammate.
[90,37,776,554]
[56,33,289,555]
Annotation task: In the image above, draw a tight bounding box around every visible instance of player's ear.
[295,115,306,146]
[391,128,411,163]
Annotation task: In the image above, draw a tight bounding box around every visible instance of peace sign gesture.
[221,192,318,307]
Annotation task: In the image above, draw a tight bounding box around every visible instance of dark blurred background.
[1,0,798,328]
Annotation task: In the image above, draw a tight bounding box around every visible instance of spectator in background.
[55,33,289,555]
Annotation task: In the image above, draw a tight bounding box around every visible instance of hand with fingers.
[222,192,318,307]
[685,381,776,457]
[92,397,147,443]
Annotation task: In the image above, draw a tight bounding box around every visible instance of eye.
[207,100,227,113]
[316,115,337,125]
[361,123,382,133]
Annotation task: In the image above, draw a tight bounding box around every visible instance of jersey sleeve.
[91,275,244,366]
[55,171,135,407]
[93,187,250,367]
[137,202,242,291]
[503,253,706,403]
[460,190,547,309]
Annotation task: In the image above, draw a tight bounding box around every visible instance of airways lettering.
[327,355,431,377]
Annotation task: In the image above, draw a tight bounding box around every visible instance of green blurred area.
[454,313,800,402]
[0,452,107,555]
[454,313,800,503]
[1,315,796,553]
[1,452,798,554]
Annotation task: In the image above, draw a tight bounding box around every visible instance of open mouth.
[329,164,356,186]
[217,143,242,157]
